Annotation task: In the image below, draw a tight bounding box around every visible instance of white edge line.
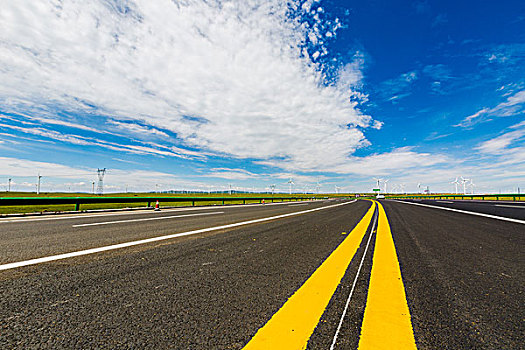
[330,202,378,350]
[392,200,525,224]
[72,211,224,227]
[0,200,356,271]
[495,204,525,209]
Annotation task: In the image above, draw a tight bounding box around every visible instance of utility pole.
[37,174,42,195]
[8,178,11,192]
[92,181,95,194]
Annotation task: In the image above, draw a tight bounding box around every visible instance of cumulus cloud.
[0,0,376,172]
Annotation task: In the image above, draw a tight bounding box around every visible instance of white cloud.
[203,168,258,180]
[456,90,525,127]
[107,120,169,138]
[1,112,105,134]
[0,0,375,172]
[0,156,91,178]
[0,156,203,192]
[258,146,448,175]
[476,121,525,155]
[379,71,419,101]
[0,123,193,158]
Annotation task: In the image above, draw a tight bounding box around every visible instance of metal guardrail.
[0,196,321,212]
[387,194,524,201]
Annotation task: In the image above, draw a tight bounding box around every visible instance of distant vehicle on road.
[376,194,385,199]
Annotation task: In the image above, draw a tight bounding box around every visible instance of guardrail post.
[147,201,151,208]
[192,200,195,206]
[222,200,225,205]
[243,199,246,204]
[75,203,80,211]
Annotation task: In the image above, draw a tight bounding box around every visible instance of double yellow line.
[243,200,416,349]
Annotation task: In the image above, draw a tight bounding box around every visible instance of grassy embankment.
[0,192,329,215]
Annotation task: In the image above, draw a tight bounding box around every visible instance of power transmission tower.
[96,168,106,195]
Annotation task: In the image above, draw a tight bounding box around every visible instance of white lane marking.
[0,200,316,224]
[72,211,224,227]
[495,205,525,209]
[289,203,309,207]
[393,200,525,224]
[0,200,356,271]
[330,204,378,350]
[436,201,453,204]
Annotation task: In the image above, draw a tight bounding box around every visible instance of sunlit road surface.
[0,199,522,348]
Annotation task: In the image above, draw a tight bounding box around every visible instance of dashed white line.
[72,211,224,227]
[436,201,453,204]
[0,200,356,271]
[289,203,309,207]
[495,204,525,209]
[393,200,525,224]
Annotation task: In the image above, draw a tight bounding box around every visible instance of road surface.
[0,199,523,348]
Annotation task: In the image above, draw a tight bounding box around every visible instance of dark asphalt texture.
[395,198,525,220]
[382,200,524,349]
[0,200,337,263]
[0,200,370,348]
[1,199,523,349]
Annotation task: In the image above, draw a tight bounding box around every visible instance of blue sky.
[0,0,524,193]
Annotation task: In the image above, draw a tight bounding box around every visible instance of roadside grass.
[0,192,326,215]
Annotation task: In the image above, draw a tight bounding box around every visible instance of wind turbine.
[383,179,389,193]
[460,176,469,194]
[451,177,460,194]
[316,179,321,194]
[469,179,476,195]
[287,178,294,195]
[335,185,340,194]
[417,183,421,194]
[269,184,276,195]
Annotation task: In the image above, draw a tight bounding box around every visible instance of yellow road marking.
[341,232,347,235]
[243,203,376,350]
[358,201,417,349]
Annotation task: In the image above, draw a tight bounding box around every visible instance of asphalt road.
[393,198,525,220]
[0,199,523,349]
